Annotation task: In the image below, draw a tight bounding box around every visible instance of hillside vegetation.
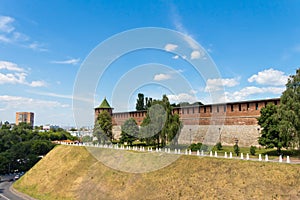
[14,145,300,200]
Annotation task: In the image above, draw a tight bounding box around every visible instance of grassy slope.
[14,145,300,200]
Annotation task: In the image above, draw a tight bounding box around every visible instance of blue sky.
[0,0,300,127]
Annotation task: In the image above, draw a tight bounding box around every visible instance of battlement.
[95,97,280,146]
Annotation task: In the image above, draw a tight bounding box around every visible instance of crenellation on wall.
[95,97,280,146]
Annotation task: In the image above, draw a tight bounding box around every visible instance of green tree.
[120,118,138,146]
[136,93,145,111]
[215,142,222,150]
[250,146,256,156]
[82,135,93,143]
[278,69,300,149]
[233,144,240,156]
[0,123,62,174]
[140,95,182,147]
[93,110,113,144]
[258,103,283,153]
[145,97,153,109]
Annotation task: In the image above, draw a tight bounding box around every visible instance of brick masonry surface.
[96,98,280,147]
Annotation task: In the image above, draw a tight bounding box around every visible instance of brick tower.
[94,97,113,121]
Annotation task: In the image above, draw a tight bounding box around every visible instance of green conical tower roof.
[98,97,111,109]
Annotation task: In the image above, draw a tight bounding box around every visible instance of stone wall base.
[178,125,260,147]
[112,125,260,147]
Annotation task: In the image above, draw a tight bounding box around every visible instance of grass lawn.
[14,145,300,200]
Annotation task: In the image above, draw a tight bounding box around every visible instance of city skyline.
[1,1,300,126]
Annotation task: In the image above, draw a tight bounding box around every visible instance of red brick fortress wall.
[106,98,280,146]
[112,98,280,126]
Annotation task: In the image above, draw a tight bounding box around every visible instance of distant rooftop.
[97,98,111,109]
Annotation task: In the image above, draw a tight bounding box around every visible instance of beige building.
[16,112,34,126]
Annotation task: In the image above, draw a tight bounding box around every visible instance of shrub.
[188,143,212,152]
[250,146,256,155]
[233,144,240,156]
[215,142,222,150]
[201,144,210,152]
[188,143,202,151]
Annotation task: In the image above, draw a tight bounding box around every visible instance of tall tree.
[93,110,113,143]
[120,118,138,145]
[258,103,284,153]
[278,68,300,149]
[140,95,182,147]
[136,93,145,111]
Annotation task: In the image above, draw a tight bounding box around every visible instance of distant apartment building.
[16,112,34,126]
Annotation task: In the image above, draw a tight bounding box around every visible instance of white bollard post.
[265,154,268,162]
[189,149,192,155]
[241,153,244,160]
[246,153,249,160]
[165,148,168,153]
[168,148,171,153]
[214,151,218,157]
[201,150,204,156]
[185,149,188,155]
[224,152,227,158]
[210,151,213,157]
[259,154,262,161]
[229,152,232,158]
[174,149,177,154]
[178,149,181,154]
[197,150,200,156]
[279,155,282,163]
[287,156,290,163]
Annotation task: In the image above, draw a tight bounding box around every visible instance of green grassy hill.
[14,145,300,200]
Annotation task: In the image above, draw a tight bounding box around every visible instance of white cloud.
[52,58,80,65]
[190,89,198,94]
[205,78,239,92]
[0,15,47,51]
[172,55,179,59]
[0,61,46,87]
[0,61,24,72]
[0,16,24,44]
[28,41,48,51]
[224,86,285,102]
[248,68,289,86]
[0,95,69,111]
[0,34,11,43]
[170,4,200,51]
[29,80,47,87]
[167,93,197,103]
[153,73,172,81]
[0,72,26,85]
[13,31,29,41]
[29,91,94,104]
[164,43,178,52]
[0,16,15,33]
[190,50,204,60]
[29,91,73,100]
[183,34,199,50]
